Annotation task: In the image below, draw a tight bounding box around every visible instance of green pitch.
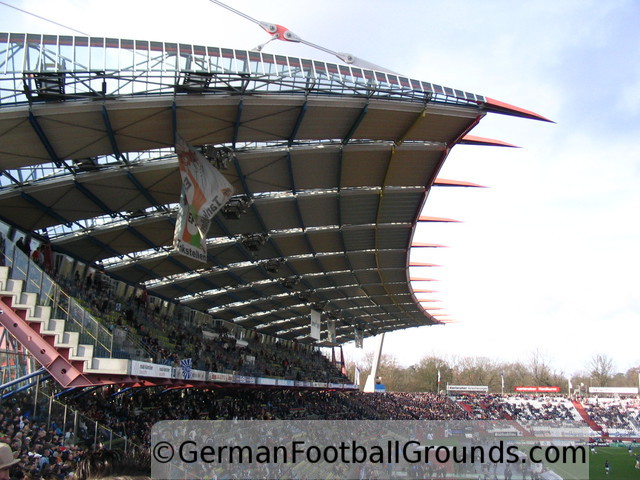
[589,446,640,480]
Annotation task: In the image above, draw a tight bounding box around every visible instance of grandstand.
[0,31,549,388]
[12,29,640,480]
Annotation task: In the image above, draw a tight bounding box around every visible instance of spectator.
[0,442,19,480]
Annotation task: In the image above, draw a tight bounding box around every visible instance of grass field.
[588,446,640,480]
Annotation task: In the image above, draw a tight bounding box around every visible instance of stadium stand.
[2,388,640,478]
[10,29,638,480]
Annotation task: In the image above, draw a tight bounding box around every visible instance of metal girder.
[342,104,368,145]
[101,105,126,163]
[126,171,166,212]
[229,151,361,327]
[21,191,72,228]
[172,101,177,146]
[1,169,23,187]
[28,111,62,168]
[232,100,243,149]
[73,180,118,218]
[288,101,307,147]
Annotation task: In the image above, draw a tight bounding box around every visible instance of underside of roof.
[0,33,546,344]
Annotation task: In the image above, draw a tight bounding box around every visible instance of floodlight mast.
[209,0,398,74]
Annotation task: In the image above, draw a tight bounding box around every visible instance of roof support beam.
[172,101,177,146]
[285,151,362,321]
[230,151,345,324]
[20,192,72,228]
[396,107,427,146]
[126,171,166,212]
[288,101,307,147]
[162,216,272,316]
[101,105,127,164]
[1,170,23,187]
[232,100,243,149]
[28,111,63,168]
[342,104,368,145]
[21,195,175,291]
[74,180,118,218]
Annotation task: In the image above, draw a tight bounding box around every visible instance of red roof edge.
[483,97,554,123]
[433,178,487,188]
[459,135,519,148]
[418,216,462,223]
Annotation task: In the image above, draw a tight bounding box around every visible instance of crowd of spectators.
[582,397,640,435]
[451,393,583,423]
[500,395,579,423]
[3,232,350,386]
[52,258,350,385]
[361,392,470,420]
[0,394,89,479]
[0,388,470,478]
[3,383,640,479]
[450,393,508,420]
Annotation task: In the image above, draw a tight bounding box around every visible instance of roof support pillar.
[363,332,385,393]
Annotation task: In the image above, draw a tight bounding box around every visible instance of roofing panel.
[298,195,339,228]
[291,148,340,191]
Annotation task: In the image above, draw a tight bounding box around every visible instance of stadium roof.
[0,33,548,344]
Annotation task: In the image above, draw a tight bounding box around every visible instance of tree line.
[347,351,640,393]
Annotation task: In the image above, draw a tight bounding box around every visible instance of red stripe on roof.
[459,135,519,148]
[484,97,553,123]
[433,178,487,188]
[418,216,461,223]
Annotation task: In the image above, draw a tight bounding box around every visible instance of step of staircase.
[0,278,24,298]
[12,291,38,315]
[0,263,123,383]
[84,357,130,375]
[0,266,8,288]
[22,304,94,362]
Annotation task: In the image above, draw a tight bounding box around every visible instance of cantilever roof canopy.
[0,33,547,344]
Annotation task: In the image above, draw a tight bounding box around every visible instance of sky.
[1,0,639,378]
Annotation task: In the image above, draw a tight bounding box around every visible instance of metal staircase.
[0,263,131,387]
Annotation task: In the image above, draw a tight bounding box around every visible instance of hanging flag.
[437,369,441,385]
[340,346,347,376]
[176,134,234,224]
[501,371,505,390]
[181,358,193,380]
[568,377,573,392]
[310,309,321,340]
[173,190,209,262]
[327,318,336,343]
[355,366,360,387]
[173,134,234,261]
[354,328,363,349]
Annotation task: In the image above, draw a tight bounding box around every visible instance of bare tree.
[412,356,452,393]
[454,356,500,389]
[529,349,552,386]
[502,361,532,392]
[589,354,615,387]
